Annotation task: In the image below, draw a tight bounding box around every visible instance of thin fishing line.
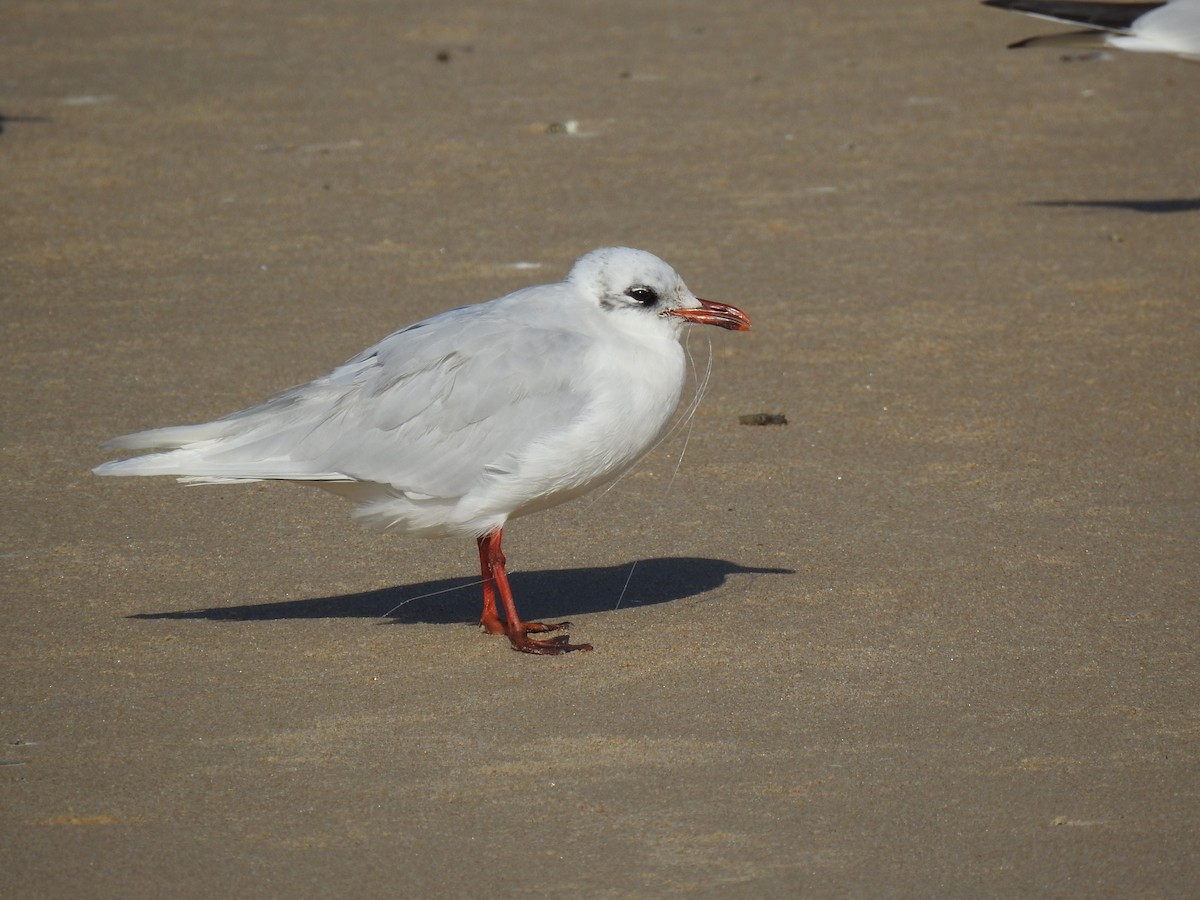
[590,328,713,508]
[380,577,485,619]
[614,330,713,610]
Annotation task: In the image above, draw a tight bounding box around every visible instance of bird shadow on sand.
[129,557,795,625]
[1028,198,1200,214]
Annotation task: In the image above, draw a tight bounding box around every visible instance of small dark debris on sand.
[738,413,788,426]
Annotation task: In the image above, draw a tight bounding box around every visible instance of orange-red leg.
[476,529,592,655]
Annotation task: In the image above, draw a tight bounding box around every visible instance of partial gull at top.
[982,0,1200,60]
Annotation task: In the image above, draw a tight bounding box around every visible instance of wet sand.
[3,1,1198,895]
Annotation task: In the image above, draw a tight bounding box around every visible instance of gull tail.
[93,419,349,484]
[100,420,239,452]
[94,421,242,479]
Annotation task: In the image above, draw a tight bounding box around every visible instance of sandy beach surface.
[3,1,1197,895]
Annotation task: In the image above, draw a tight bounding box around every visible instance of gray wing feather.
[95,293,593,500]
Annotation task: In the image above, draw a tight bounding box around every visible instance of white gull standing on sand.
[94,247,752,655]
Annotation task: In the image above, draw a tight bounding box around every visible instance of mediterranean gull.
[94,247,752,655]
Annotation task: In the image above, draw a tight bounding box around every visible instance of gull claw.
[508,631,594,655]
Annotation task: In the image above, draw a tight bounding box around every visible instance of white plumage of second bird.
[94,247,752,654]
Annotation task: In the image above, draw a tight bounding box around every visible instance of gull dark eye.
[625,286,659,306]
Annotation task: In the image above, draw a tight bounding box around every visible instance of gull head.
[567,247,751,337]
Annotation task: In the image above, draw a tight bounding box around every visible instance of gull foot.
[480,615,570,636]
[507,630,593,655]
